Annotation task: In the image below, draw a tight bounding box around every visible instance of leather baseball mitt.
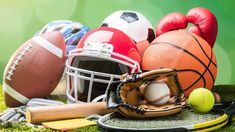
[106,68,186,118]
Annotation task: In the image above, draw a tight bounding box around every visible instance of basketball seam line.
[175,69,206,91]
[183,51,214,91]
[153,42,210,70]
[185,32,217,67]
[153,42,214,91]
[185,32,216,82]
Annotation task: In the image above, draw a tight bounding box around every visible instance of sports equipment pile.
[1,7,232,132]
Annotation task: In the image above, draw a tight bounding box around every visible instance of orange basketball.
[142,30,217,97]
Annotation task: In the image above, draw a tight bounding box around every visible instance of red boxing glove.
[186,7,218,48]
[156,7,218,48]
[156,12,188,36]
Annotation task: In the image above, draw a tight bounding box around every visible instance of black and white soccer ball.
[101,10,155,43]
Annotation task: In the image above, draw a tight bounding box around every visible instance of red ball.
[3,32,66,107]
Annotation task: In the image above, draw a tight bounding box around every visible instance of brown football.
[3,31,66,107]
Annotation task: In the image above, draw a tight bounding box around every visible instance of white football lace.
[6,44,33,80]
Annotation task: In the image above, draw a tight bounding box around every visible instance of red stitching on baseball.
[151,93,170,103]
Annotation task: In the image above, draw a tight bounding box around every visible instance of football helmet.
[36,20,90,53]
[66,27,141,103]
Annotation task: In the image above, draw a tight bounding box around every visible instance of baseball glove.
[106,68,186,118]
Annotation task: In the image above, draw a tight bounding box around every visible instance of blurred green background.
[0,0,234,85]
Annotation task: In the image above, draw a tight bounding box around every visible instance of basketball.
[142,30,217,97]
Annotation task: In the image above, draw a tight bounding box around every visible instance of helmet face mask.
[66,59,124,103]
[66,27,141,103]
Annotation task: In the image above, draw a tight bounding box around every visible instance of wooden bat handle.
[26,102,111,124]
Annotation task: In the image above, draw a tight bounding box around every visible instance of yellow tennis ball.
[188,88,215,113]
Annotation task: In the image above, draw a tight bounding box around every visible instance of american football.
[3,32,66,107]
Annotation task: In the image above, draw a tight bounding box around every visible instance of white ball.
[144,81,170,105]
[101,10,155,43]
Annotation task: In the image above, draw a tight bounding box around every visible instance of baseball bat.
[26,102,111,124]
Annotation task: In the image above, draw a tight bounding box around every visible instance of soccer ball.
[101,10,155,43]
[101,10,155,57]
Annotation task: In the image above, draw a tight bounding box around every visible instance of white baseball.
[144,81,170,105]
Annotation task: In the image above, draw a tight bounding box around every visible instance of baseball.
[144,81,170,105]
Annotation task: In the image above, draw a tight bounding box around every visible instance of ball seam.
[6,44,33,81]
[150,93,170,104]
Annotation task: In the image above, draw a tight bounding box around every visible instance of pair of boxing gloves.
[155,7,218,48]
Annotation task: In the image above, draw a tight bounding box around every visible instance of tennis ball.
[188,88,215,113]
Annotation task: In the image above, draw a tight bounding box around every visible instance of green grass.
[0,85,7,112]
[0,85,235,131]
